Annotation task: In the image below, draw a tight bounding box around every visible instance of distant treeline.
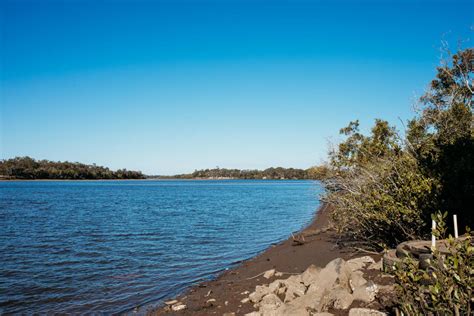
[154,166,329,180]
[0,157,145,180]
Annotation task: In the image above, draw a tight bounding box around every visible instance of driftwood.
[291,233,306,246]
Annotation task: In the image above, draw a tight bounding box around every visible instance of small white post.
[431,219,437,249]
[453,214,458,238]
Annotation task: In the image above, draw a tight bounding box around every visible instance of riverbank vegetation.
[323,45,473,314]
[0,157,145,180]
[324,46,473,250]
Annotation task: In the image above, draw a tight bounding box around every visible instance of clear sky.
[1,0,472,175]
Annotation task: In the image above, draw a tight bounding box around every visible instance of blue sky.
[1,0,472,175]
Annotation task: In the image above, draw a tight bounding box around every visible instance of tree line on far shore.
[153,166,329,180]
[0,157,145,180]
[0,156,329,181]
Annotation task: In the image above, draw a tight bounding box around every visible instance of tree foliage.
[0,156,145,180]
[325,46,473,250]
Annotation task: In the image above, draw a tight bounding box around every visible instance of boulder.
[250,285,271,303]
[346,256,375,271]
[164,299,178,306]
[273,303,310,316]
[368,259,383,271]
[352,281,378,303]
[329,288,354,310]
[258,293,283,314]
[300,264,321,286]
[282,275,306,302]
[349,270,367,291]
[268,280,284,294]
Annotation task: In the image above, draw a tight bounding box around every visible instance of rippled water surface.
[0,180,321,314]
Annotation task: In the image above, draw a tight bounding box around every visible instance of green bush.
[393,212,473,315]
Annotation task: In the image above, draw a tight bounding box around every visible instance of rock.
[244,312,261,316]
[330,288,354,310]
[274,303,310,316]
[368,259,383,271]
[249,285,271,303]
[257,294,283,315]
[349,270,367,291]
[171,304,186,311]
[225,301,228,306]
[241,297,250,304]
[277,286,286,295]
[346,256,375,271]
[268,280,284,294]
[348,308,387,316]
[275,272,283,277]
[164,299,178,306]
[300,264,321,286]
[282,275,306,302]
[263,269,276,279]
[241,290,250,295]
[352,281,378,303]
[313,313,335,316]
[306,257,350,295]
[223,313,236,316]
[205,298,217,307]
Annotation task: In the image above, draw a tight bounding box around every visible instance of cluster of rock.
[242,256,389,316]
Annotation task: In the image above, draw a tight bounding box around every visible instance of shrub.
[393,212,473,315]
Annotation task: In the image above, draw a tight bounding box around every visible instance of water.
[0,180,322,314]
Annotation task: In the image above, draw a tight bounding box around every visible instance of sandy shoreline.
[148,203,382,316]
